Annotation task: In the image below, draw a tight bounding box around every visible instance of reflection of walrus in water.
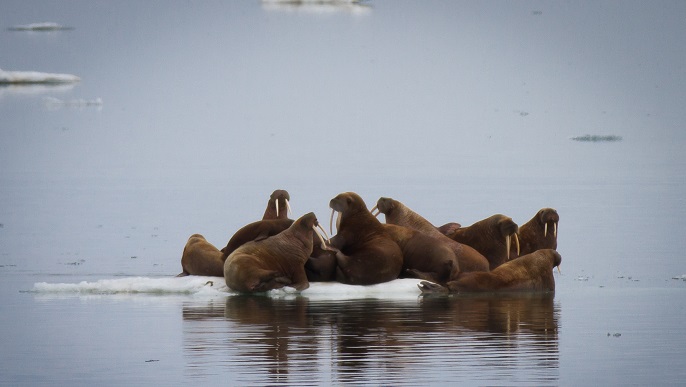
[328,192,404,285]
[224,212,328,292]
[517,208,559,256]
[178,234,225,277]
[418,249,561,294]
[443,214,520,270]
[372,197,490,273]
[382,223,459,284]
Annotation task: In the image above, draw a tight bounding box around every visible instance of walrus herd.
[179,190,561,294]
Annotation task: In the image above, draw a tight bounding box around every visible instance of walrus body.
[419,249,561,294]
[517,208,559,256]
[329,192,404,285]
[179,234,225,277]
[374,197,490,273]
[221,218,294,259]
[445,214,519,270]
[383,223,459,284]
[224,212,320,293]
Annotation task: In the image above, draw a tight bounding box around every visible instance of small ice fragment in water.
[0,68,80,84]
[8,22,72,31]
[570,134,623,142]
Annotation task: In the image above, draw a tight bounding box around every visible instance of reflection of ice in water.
[261,0,372,15]
[8,22,72,31]
[44,97,103,110]
[0,68,80,84]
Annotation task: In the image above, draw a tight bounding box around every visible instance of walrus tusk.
[554,222,557,238]
[506,235,511,261]
[313,225,328,250]
[514,233,520,256]
[336,211,341,232]
[330,208,335,235]
[557,265,562,274]
[285,199,293,217]
[275,199,279,218]
[317,224,331,244]
[370,205,379,217]
[544,222,548,237]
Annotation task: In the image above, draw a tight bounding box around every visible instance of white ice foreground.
[0,68,80,84]
[32,276,424,300]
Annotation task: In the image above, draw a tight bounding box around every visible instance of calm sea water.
[2,1,686,385]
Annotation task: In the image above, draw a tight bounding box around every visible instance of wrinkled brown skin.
[383,224,459,284]
[220,219,294,260]
[262,189,291,220]
[375,197,490,273]
[517,208,559,256]
[224,212,317,293]
[178,234,225,277]
[418,249,561,294]
[446,214,519,270]
[329,192,404,285]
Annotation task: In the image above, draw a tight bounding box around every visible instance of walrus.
[371,197,490,273]
[178,234,225,277]
[224,212,327,292]
[418,249,561,294]
[220,218,294,259]
[328,192,404,285]
[517,208,559,256]
[262,189,293,220]
[444,214,520,270]
[383,223,460,284]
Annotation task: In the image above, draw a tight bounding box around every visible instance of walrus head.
[292,212,330,251]
[493,215,520,259]
[536,208,559,238]
[549,249,562,274]
[328,192,371,234]
[263,189,292,220]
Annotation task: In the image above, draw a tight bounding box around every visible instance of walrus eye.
[346,197,352,204]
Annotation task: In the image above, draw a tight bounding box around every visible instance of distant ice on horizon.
[31,276,425,300]
[0,68,80,84]
[8,22,72,31]
[261,0,371,15]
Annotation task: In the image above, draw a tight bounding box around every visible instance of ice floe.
[570,134,623,142]
[0,68,80,84]
[261,0,372,15]
[8,22,72,31]
[31,276,424,300]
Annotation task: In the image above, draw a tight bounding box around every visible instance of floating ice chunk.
[672,274,686,281]
[8,22,72,31]
[0,68,80,84]
[570,134,623,142]
[261,0,372,15]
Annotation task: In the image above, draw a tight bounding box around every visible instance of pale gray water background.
[1,0,686,385]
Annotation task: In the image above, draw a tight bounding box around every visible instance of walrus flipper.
[250,272,292,292]
[417,281,449,294]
